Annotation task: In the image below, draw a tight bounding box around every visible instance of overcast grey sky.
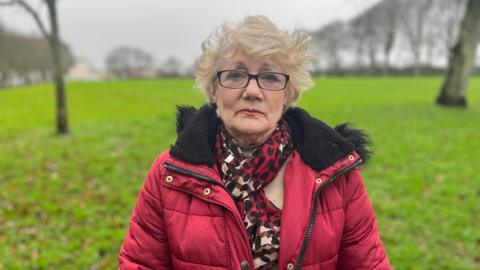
[0,0,381,70]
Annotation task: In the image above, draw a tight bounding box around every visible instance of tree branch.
[0,0,50,39]
[0,1,16,6]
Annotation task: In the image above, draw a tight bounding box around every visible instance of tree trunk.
[436,0,480,107]
[368,45,377,72]
[354,39,365,74]
[0,71,6,88]
[46,0,69,134]
[23,71,31,85]
[413,46,421,76]
[382,32,394,76]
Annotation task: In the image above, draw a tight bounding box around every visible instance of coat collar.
[169,104,370,171]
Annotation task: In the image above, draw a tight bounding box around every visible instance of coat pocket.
[163,188,228,268]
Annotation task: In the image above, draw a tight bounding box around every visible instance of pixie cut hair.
[195,15,313,107]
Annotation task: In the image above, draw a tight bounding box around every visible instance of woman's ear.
[210,81,219,103]
[282,91,291,113]
[283,91,289,106]
[210,89,217,103]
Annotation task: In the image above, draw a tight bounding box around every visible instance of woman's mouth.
[238,109,263,117]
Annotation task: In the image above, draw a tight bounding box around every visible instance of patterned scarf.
[215,119,294,269]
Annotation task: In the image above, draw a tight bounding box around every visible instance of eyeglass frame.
[216,70,290,91]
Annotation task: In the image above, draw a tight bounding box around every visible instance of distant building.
[66,58,103,81]
[138,68,158,79]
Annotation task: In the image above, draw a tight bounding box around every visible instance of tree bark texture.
[46,0,69,133]
[437,0,480,107]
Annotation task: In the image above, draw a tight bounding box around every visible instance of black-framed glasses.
[216,70,289,91]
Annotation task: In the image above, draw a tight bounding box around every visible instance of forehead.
[219,52,283,72]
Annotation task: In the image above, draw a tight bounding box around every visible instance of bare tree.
[435,0,467,58]
[377,0,399,75]
[0,27,73,87]
[346,0,401,75]
[106,46,154,79]
[421,0,466,68]
[436,0,480,107]
[312,21,348,74]
[347,0,400,75]
[0,21,7,87]
[352,5,398,74]
[0,0,69,134]
[350,23,367,71]
[397,0,435,75]
[308,0,472,76]
[159,56,182,77]
[363,16,380,71]
[350,16,372,72]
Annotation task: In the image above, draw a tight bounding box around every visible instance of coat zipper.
[295,158,363,270]
[164,162,224,187]
[163,162,254,265]
[163,163,240,221]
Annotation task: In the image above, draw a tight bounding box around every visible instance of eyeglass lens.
[219,70,287,90]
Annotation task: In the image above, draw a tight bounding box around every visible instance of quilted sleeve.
[337,168,392,270]
[118,157,173,269]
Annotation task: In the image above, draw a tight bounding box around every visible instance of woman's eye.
[226,71,246,80]
[262,73,280,82]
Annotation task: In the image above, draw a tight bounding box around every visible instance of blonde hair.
[195,15,313,107]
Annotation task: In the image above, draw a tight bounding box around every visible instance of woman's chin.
[228,119,273,141]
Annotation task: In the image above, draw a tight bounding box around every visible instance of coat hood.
[170,104,371,171]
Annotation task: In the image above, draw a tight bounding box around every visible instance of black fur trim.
[175,105,197,135]
[334,123,372,164]
[283,108,355,171]
[170,104,372,171]
[169,104,219,166]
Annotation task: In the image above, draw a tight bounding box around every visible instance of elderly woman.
[119,16,391,270]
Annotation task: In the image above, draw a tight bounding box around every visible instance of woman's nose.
[242,77,263,100]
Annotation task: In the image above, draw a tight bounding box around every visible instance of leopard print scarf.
[215,119,294,269]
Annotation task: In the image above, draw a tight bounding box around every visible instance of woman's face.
[213,53,288,147]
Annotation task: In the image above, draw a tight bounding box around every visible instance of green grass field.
[1,78,479,269]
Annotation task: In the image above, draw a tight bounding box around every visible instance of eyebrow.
[259,63,274,72]
[232,62,275,72]
[233,62,248,70]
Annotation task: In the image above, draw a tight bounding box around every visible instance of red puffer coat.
[119,105,392,270]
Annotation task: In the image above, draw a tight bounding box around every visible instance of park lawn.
[0,77,479,269]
